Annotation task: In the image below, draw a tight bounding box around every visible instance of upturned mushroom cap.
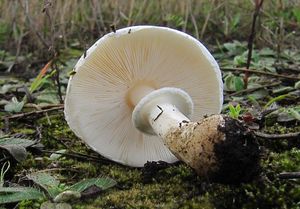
[64,26,223,167]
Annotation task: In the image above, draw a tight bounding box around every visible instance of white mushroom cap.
[64,26,223,167]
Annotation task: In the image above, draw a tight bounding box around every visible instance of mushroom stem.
[127,83,155,107]
[148,104,190,138]
[147,107,261,183]
[132,87,193,135]
[131,87,260,183]
[149,112,224,176]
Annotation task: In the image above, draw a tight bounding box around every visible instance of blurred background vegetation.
[0,0,299,60]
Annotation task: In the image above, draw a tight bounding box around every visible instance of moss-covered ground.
[6,113,298,209]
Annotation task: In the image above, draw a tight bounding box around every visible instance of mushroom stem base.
[163,115,225,176]
[161,115,261,184]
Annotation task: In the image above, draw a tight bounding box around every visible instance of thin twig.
[34,167,81,173]
[35,126,42,142]
[254,131,300,139]
[4,106,64,120]
[53,62,63,103]
[226,81,281,97]
[24,103,63,109]
[182,1,189,32]
[21,0,50,49]
[200,0,215,39]
[278,172,300,179]
[41,150,116,165]
[0,156,10,164]
[273,63,300,73]
[244,0,264,88]
[221,67,300,80]
[189,1,199,40]
[127,0,135,26]
[4,117,9,134]
[132,0,147,25]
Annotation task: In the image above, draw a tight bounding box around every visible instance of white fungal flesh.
[132,87,193,135]
[148,103,190,139]
[64,26,223,167]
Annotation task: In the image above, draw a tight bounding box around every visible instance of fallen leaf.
[0,144,27,162]
[4,97,24,113]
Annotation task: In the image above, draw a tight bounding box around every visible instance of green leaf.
[264,94,290,109]
[0,137,36,148]
[0,187,44,204]
[224,74,235,91]
[234,76,244,91]
[68,177,116,193]
[4,97,24,113]
[36,89,60,104]
[0,144,27,162]
[53,190,81,203]
[289,108,300,121]
[0,161,10,187]
[29,60,53,93]
[259,48,276,56]
[293,8,300,22]
[49,149,67,161]
[0,135,33,163]
[251,50,260,64]
[248,89,268,100]
[272,86,294,94]
[223,41,246,56]
[228,104,237,119]
[224,74,244,91]
[0,186,38,193]
[231,14,240,29]
[236,104,241,112]
[26,172,61,198]
[28,172,60,188]
[294,81,300,89]
[0,83,20,94]
[247,95,260,107]
[233,55,246,66]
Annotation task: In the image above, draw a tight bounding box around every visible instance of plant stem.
[221,67,300,80]
[254,131,300,139]
[4,105,64,120]
[53,62,63,104]
[41,150,116,165]
[244,0,264,89]
[226,81,281,97]
[278,172,300,179]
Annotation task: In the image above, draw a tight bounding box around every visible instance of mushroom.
[65,26,260,183]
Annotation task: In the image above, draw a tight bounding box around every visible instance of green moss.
[75,164,213,209]
[210,148,300,209]
[11,127,36,135]
[6,113,300,209]
[268,148,300,172]
[260,122,300,151]
[264,122,300,134]
[71,148,300,209]
[18,199,43,209]
[37,114,76,149]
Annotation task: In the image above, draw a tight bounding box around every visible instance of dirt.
[212,116,261,184]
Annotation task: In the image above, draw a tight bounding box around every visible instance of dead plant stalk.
[244,0,264,89]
